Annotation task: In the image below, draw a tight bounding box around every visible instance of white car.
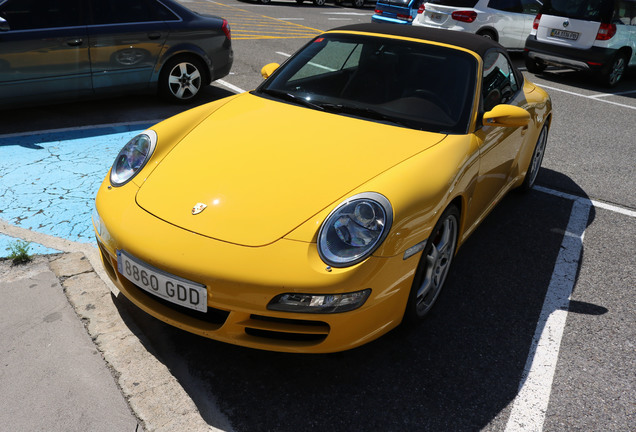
[524,0,636,87]
[412,0,543,49]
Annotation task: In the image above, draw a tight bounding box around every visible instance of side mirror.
[482,104,531,127]
[261,63,279,80]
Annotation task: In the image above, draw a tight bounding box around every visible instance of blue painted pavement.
[0,124,151,258]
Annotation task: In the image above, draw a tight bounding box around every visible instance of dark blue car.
[0,0,233,107]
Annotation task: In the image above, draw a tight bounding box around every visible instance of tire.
[477,30,496,41]
[159,57,207,103]
[352,0,365,7]
[296,0,304,3]
[260,0,271,4]
[313,0,326,5]
[519,123,549,191]
[601,53,627,88]
[404,205,459,323]
[525,57,547,74]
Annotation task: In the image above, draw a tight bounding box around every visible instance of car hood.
[136,93,446,247]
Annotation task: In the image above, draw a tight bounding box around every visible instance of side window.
[91,0,160,25]
[614,1,633,25]
[151,0,180,21]
[520,0,542,15]
[488,0,523,13]
[482,51,519,111]
[0,0,82,30]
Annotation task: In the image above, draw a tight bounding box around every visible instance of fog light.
[268,289,371,314]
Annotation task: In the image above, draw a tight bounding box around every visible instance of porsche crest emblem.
[192,203,207,215]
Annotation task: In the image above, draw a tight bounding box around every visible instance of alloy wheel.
[167,62,202,100]
[415,212,458,316]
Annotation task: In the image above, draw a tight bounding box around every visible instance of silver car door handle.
[66,38,83,47]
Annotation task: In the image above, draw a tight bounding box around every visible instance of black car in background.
[0,0,233,107]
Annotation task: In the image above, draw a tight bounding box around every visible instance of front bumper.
[524,36,617,72]
[94,182,418,353]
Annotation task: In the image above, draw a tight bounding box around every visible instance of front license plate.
[550,29,579,40]
[117,250,208,312]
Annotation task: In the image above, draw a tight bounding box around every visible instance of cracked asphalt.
[0,125,148,256]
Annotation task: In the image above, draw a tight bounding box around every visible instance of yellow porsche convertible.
[93,24,551,353]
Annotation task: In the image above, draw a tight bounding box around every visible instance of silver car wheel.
[607,55,626,87]
[167,61,202,101]
[406,206,459,321]
[526,125,548,189]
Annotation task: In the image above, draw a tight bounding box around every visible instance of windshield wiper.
[258,89,324,111]
[320,103,417,129]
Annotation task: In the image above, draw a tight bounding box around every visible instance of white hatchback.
[525,0,636,87]
[412,0,543,49]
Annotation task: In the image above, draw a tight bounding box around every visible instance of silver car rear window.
[540,0,614,22]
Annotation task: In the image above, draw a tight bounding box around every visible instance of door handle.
[147,32,161,40]
[66,38,83,47]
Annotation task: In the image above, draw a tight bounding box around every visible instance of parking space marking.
[536,186,636,218]
[184,0,322,39]
[539,84,636,110]
[505,188,591,432]
[505,184,635,431]
[322,12,372,16]
[216,79,247,94]
[589,89,636,99]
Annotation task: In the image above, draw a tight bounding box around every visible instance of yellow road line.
[183,0,323,39]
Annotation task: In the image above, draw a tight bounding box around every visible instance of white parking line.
[505,192,590,432]
[216,79,247,94]
[505,185,634,431]
[538,84,636,110]
[536,186,636,218]
[589,89,636,98]
[322,12,372,15]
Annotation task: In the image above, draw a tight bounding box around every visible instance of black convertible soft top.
[330,23,503,59]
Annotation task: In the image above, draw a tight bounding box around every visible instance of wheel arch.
[476,27,498,42]
[448,195,466,250]
[614,46,632,67]
[153,46,213,87]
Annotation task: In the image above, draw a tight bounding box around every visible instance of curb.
[1,217,231,432]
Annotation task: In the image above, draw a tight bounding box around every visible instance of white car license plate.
[550,29,579,40]
[117,250,208,312]
[430,12,442,21]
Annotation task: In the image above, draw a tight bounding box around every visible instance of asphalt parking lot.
[1,1,634,431]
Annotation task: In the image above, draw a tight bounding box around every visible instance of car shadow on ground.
[0,84,237,136]
[112,170,597,432]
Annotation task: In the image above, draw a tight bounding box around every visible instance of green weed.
[6,240,32,265]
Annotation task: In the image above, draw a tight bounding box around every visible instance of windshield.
[540,0,614,22]
[255,33,477,134]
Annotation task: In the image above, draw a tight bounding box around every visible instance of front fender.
[285,134,480,259]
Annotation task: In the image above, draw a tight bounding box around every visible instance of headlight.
[268,290,371,313]
[318,192,393,267]
[110,130,157,186]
